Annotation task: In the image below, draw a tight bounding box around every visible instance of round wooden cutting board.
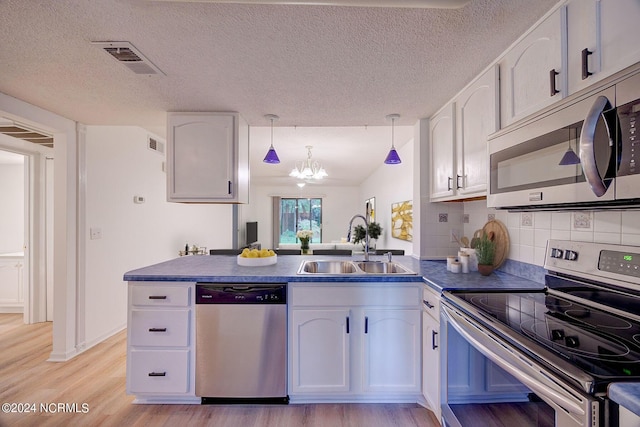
[482,219,509,269]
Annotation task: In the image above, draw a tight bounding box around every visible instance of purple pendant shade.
[384,113,401,164]
[263,114,280,164]
[384,148,402,164]
[263,146,280,163]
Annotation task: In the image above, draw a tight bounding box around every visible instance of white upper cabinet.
[499,8,566,127]
[429,103,456,200]
[430,66,498,202]
[167,112,249,203]
[455,65,499,198]
[566,0,640,94]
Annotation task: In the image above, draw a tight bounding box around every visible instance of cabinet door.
[599,0,640,78]
[167,113,235,202]
[565,0,599,94]
[290,309,350,393]
[455,66,498,197]
[362,309,421,393]
[430,103,456,200]
[0,259,23,304]
[422,311,440,419]
[500,8,565,127]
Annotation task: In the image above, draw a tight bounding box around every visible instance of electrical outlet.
[90,227,102,240]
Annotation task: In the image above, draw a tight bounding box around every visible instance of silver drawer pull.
[148,372,167,377]
[423,299,434,309]
[148,295,167,300]
[148,328,167,332]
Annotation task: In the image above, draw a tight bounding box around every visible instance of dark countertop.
[123,254,544,292]
[609,383,640,417]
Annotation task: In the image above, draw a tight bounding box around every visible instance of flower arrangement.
[296,229,314,250]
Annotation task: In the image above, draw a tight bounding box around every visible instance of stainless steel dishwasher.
[195,283,288,404]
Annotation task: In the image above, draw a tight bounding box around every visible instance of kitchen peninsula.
[123,254,543,408]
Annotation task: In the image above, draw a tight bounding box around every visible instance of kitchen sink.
[354,261,413,274]
[299,260,359,274]
[297,260,416,275]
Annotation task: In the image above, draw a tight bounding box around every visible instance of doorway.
[0,143,54,324]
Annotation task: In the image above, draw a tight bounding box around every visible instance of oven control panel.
[545,240,640,288]
[598,250,640,278]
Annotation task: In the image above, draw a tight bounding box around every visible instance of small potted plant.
[296,229,314,254]
[353,222,382,250]
[475,233,496,276]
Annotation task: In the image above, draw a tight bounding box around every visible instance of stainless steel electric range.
[441,240,640,427]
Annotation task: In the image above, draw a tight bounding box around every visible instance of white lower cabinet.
[0,255,24,312]
[289,283,422,402]
[291,309,350,393]
[126,282,199,404]
[422,286,441,420]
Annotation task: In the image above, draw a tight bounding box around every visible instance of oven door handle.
[442,304,587,419]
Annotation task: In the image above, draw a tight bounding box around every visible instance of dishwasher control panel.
[196,284,286,304]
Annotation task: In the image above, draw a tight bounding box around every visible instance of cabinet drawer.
[131,284,190,307]
[128,349,189,394]
[422,286,440,322]
[130,310,190,347]
[291,284,421,307]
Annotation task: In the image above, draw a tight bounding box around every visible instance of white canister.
[450,261,461,273]
[459,254,470,273]
[446,256,457,271]
[460,248,478,272]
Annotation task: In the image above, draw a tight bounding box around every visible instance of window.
[279,198,322,244]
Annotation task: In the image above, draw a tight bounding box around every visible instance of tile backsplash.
[463,200,640,267]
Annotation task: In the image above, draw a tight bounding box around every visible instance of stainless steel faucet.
[347,214,370,261]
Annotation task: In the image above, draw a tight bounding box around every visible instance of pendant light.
[559,127,580,165]
[263,114,280,164]
[384,113,401,164]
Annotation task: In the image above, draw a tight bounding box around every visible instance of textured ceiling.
[0,0,559,185]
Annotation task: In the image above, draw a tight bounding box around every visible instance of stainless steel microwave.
[488,71,640,210]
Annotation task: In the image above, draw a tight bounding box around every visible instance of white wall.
[359,139,414,255]
[244,184,361,248]
[0,162,24,253]
[84,126,234,346]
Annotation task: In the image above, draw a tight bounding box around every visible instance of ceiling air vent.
[92,41,165,75]
[0,119,54,147]
[148,136,165,154]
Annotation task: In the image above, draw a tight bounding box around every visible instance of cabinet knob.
[346,316,350,334]
[447,177,453,191]
[148,295,167,300]
[148,372,167,377]
[432,330,439,350]
[423,300,435,309]
[148,328,167,332]
[456,174,463,189]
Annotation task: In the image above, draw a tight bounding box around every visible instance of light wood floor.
[0,314,440,427]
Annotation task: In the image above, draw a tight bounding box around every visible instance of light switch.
[90,227,102,240]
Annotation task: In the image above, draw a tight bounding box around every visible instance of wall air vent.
[0,119,54,147]
[148,136,165,154]
[91,41,165,75]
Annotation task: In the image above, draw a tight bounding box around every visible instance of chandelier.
[289,146,328,180]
